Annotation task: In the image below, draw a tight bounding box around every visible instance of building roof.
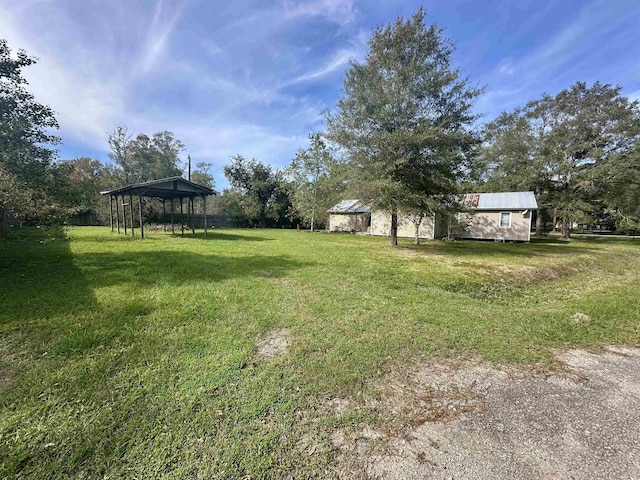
[101,176,216,199]
[464,191,538,210]
[327,199,370,214]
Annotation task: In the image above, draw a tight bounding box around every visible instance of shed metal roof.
[101,176,216,199]
[464,191,538,210]
[327,199,370,214]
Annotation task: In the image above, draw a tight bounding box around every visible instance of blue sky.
[2,0,640,188]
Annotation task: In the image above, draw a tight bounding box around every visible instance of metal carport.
[101,177,216,238]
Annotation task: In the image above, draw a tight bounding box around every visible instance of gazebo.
[101,177,216,238]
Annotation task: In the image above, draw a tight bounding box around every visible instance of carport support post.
[190,198,195,235]
[109,195,114,232]
[138,194,144,239]
[170,199,174,234]
[180,197,184,235]
[203,195,207,238]
[115,195,120,233]
[162,200,166,232]
[129,194,135,236]
[122,196,127,235]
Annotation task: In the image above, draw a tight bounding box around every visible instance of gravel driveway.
[363,347,640,479]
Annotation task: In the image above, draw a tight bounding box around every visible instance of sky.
[2,0,640,188]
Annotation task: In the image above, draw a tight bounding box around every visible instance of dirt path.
[357,347,640,479]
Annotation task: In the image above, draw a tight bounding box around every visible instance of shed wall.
[328,213,369,232]
[370,211,436,239]
[461,210,531,241]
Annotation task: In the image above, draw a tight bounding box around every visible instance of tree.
[326,9,481,246]
[287,132,339,231]
[478,109,555,236]
[108,128,184,184]
[0,39,60,234]
[107,126,133,183]
[190,162,215,189]
[149,130,184,179]
[597,141,640,232]
[542,83,640,238]
[61,157,123,223]
[224,155,279,227]
[479,82,640,238]
[127,132,184,183]
[217,189,252,227]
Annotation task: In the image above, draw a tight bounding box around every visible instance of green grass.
[1,226,639,478]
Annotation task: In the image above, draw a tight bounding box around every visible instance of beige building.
[369,210,439,239]
[326,200,440,239]
[327,191,538,242]
[459,191,537,242]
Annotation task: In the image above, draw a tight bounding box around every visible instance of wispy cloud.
[139,0,189,74]
[3,0,639,188]
[478,0,640,119]
[287,49,354,85]
[281,0,357,26]
[497,62,515,76]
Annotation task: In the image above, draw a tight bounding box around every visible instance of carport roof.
[101,176,216,199]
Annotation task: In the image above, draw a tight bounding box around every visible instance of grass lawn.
[1,226,639,478]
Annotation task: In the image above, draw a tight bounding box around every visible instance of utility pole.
[188,154,191,181]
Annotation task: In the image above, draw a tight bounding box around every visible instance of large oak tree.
[326,9,481,245]
[0,39,60,234]
[479,82,640,238]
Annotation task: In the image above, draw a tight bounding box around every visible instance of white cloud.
[281,0,357,26]
[139,0,189,74]
[0,4,126,150]
[287,49,354,84]
[497,63,515,76]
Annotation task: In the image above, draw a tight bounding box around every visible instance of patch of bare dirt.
[329,347,640,479]
[256,328,291,358]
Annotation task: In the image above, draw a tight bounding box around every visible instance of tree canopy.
[326,8,481,245]
[286,132,340,231]
[478,82,640,237]
[224,155,281,228]
[107,127,184,185]
[0,39,64,234]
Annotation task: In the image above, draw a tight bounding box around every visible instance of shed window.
[499,212,511,228]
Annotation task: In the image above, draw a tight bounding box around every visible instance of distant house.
[327,191,538,242]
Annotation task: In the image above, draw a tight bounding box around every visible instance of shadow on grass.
[0,227,306,328]
[0,227,95,325]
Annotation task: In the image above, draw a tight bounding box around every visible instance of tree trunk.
[0,207,7,236]
[552,209,558,232]
[535,210,542,236]
[414,223,420,245]
[390,210,398,247]
[310,215,315,232]
[561,216,571,239]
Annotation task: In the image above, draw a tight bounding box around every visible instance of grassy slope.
[1,227,639,478]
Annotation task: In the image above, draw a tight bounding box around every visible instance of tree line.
[2,8,639,241]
